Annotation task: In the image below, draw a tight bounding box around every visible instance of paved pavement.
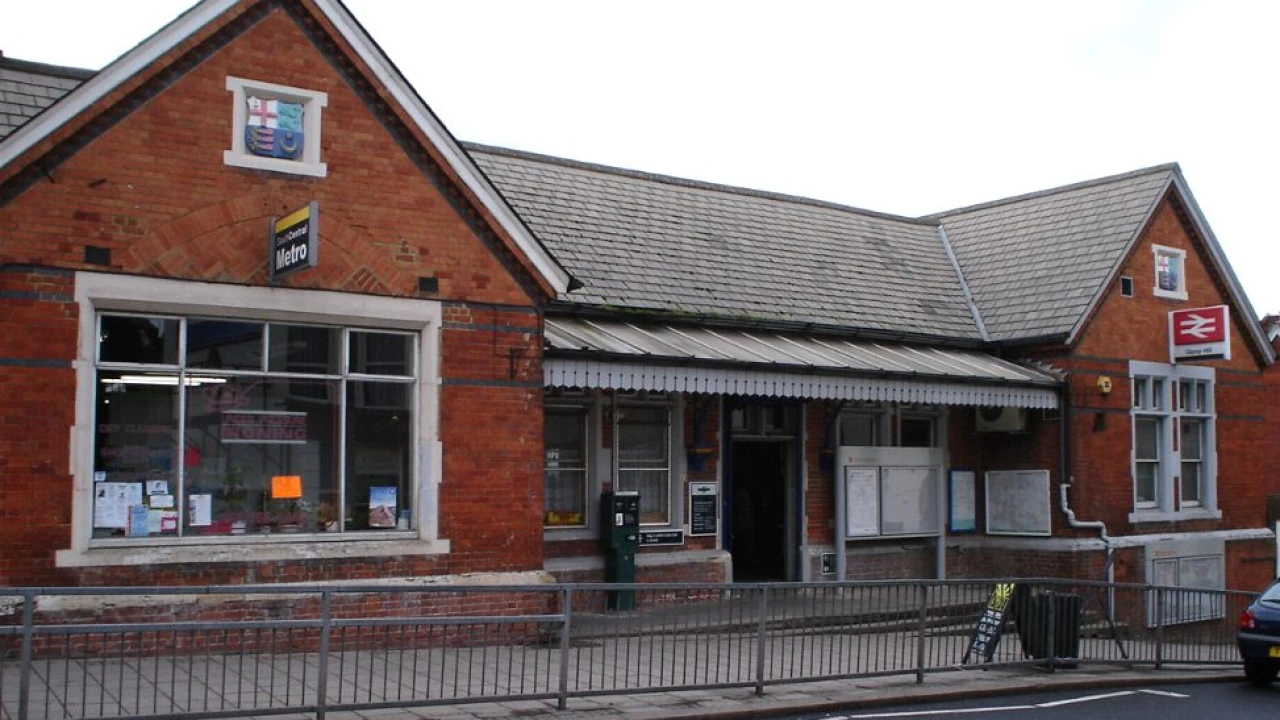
[302,663,1241,720]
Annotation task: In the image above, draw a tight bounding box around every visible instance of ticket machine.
[601,490,640,610]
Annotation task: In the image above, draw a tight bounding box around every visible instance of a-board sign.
[639,529,684,546]
[962,582,1017,664]
[270,201,318,279]
[690,482,718,535]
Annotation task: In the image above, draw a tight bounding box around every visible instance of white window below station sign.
[1129,360,1217,521]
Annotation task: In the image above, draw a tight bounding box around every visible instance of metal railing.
[0,579,1251,719]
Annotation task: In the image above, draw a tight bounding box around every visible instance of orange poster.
[271,475,302,499]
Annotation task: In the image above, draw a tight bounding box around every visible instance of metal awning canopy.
[544,318,1060,409]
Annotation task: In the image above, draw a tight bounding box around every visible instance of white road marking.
[845,686,1187,718]
[1034,690,1135,707]
[1138,689,1190,698]
[846,706,1035,718]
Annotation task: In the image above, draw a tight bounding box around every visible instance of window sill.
[58,533,448,567]
[1128,508,1221,524]
[223,150,327,178]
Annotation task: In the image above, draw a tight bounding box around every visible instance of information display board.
[879,467,939,535]
[689,482,718,536]
[985,470,1051,536]
[949,470,977,533]
[844,466,879,537]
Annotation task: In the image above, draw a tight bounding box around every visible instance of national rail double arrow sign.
[1169,305,1230,361]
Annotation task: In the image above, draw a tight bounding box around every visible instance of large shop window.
[616,405,671,525]
[1130,361,1215,518]
[544,406,589,527]
[93,314,415,540]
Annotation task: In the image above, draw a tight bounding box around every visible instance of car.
[1238,578,1280,685]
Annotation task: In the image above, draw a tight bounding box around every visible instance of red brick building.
[2,0,1276,600]
[0,0,571,587]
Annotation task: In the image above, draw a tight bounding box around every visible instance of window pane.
[617,405,669,523]
[619,469,669,523]
[1181,463,1201,505]
[1151,379,1164,410]
[186,319,264,370]
[840,414,877,447]
[349,331,412,376]
[93,370,179,538]
[1181,420,1202,460]
[545,408,587,526]
[99,315,179,365]
[1135,418,1159,460]
[618,407,668,466]
[346,381,412,531]
[268,324,340,375]
[1132,378,1146,408]
[1135,464,1157,504]
[182,376,341,535]
[900,416,933,448]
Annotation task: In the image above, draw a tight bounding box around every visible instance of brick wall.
[0,4,549,585]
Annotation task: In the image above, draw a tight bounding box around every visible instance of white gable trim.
[0,0,572,296]
[1168,171,1274,364]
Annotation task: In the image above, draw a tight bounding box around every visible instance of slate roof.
[932,166,1174,342]
[0,56,92,140]
[0,56,1259,355]
[469,145,982,342]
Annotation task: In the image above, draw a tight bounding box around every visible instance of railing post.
[754,585,769,697]
[915,583,929,684]
[1045,591,1057,673]
[1154,586,1164,670]
[315,590,332,720]
[18,589,34,720]
[557,588,573,710]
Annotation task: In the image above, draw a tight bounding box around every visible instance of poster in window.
[369,486,397,528]
[94,482,144,529]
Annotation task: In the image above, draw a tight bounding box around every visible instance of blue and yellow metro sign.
[270,202,318,280]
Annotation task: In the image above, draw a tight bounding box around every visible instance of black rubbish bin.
[1016,591,1081,668]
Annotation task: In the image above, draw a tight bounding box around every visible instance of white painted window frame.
[60,272,445,568]
[612,394,683,528]
[1128,360,1218,523]
[543,403,591,529]
[1151,245,1188,301]
[224,76,328,178]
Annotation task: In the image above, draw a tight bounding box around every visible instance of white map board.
[844,467,879,537]
[984,470,1051,536]
[879,467,939,535]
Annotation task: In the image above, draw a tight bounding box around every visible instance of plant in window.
[214,465,250,534]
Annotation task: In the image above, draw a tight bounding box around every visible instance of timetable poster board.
[689,482,718,536]
[949,470,977,533]
[844,466,879,537]
[985,470,1051,536]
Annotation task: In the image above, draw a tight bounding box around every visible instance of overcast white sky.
[5,1,1279,315]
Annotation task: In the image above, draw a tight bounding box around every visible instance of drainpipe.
[1056,383,1114,587]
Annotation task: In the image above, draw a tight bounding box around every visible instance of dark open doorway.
[729,440,789,582]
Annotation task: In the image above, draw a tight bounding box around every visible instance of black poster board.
[690,482,718,536]
[962,582,1017,664]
